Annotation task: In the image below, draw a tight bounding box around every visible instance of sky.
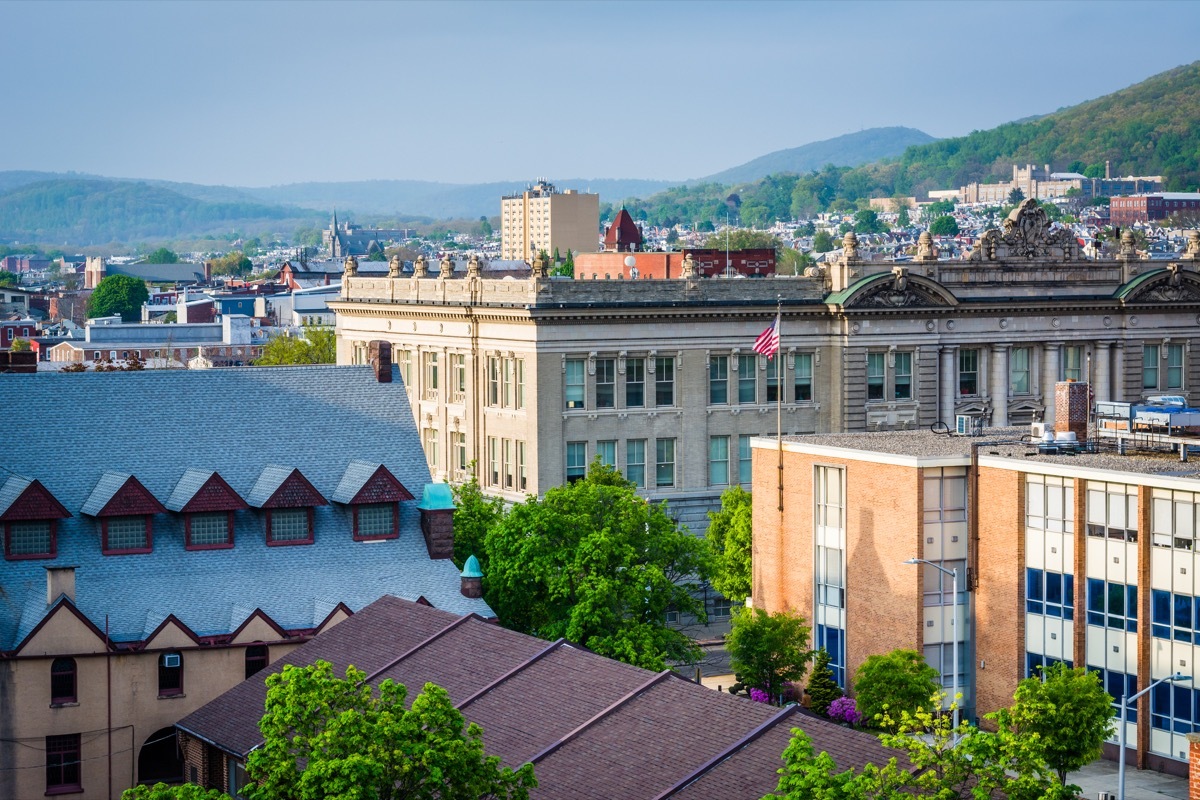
[1,0,1197,188]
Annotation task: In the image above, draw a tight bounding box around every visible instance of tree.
[0,269,19,287]
[665,228,679,246]
[1007,187,1026,205]
[852,209,886,234]
[797,221,816,237]
[483,461,711,670]
[144,247,179,264]
[87,274,148,321]
[10,338,31,352]
[1010,663,1115,784]
[123,784,230,800]
[451,471,504,570]
[804,648,843,716]
[725,606,811,702]
[812,230,835,253]
[929,215,960,236]
[852,648,939,728]
[701,229,780,251]
[255,327,335,366]
[896,205,911,228]
[477,216,494,238]
[243,660,535,800]
[705,486,752,603]
[209,251,253,277]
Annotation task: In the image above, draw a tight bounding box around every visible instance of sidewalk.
[1071,758,1188,800]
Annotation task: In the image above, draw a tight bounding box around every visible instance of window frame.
[265,507,314,546]
[1010,346,1032,395]
[655,438,676,488]
[765,357,781,402]
[184,511,234,551]
[595,358,616,409]
[245,644,269,679]
[50,657,77,705]
[45,733,82,795]
[627,439,646,488]
[566,442,587,483]
[1062,345,1084,382]
[625,358,645,408]
[101,515,153,555]
[158,651,184,698]
[958,348,979,396]
[352,503,399,541]
[866,352,885,401]
[737,354,757,404]
[596,440,616,468]
[894,351,913,400]
[565,358,586,409]
[1144,344,1161,390]
[794,352,814,402]
[709,355,729,405]
[4,519,57,560]
[709,435,730,486]
[654,356,675,407]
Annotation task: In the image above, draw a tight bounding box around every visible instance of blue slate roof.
[245,465,299,508]
[80,471,132,516]
[165,468,218,511]
[0,365,487,652]
[331,460,383,504]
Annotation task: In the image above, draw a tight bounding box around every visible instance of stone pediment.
[832,267,957,309]
[967,199,1079,262]
[1118,264,1200,304]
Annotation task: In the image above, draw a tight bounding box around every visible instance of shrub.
[827,696,863,726]
[805,648,843,716]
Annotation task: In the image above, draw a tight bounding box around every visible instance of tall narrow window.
[488,437,499,486]
[423,352,439,400]
[1062,346,1083,382]
[894,352,912,400]
[516,441,527,491]
[625,358,645,407]
[158,651,183,697]
[245,644,268,679]
[655,357,674,406]
[709,436,730,486]
[596,358,616,408]
[738,434,753,484]
[655,438,676,488]
[867,352,885,401]
[596,440,616,468]
[488,357,500,406]
[423,428,439,469]
[502,357,513,408]
[503,439,515,489]
[51,658,76,705]
[766,357,781,402]
[958,349,978,395]
[709,356,729,405]
[1010,347,1031,395]
[1144,344,1161,390]
[565,359,585,409]
[627,440,646,488]
[45,733,81,795]
[451,354,466,402]
[566,442,587,483]
[737,355,757,403]
[794,353,813,402]
[1167,343,1184,389]
[515,359,525,409]
[452,433,467,478]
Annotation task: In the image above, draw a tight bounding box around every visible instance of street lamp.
[904,558,960,736]
[1118,672,1190,800]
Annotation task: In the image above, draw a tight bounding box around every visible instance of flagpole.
[776,295,783,513]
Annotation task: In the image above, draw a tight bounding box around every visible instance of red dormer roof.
[0,477,71,521]
[604,209,643,252]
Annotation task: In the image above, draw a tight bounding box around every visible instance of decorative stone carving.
[967,199,1077,261]
[531,252,547,279]
[915,231,937,262]
[438,254,454,279]
[388,254,402,278]
[413,254,428,278]
[1143,264,1200,302]
[1119,228,1138,259]
[680,252,696,279]
[343,255,358,277]
[467,253,482,278]
[1184,230,1200,260]
[841,231,859,261]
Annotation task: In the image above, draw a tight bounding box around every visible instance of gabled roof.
[331,461,414,504]
[0,475,71,521]
[81,472,167,517]
[165,469,249,513]
[605,209,643,249]
[246,465,327,509]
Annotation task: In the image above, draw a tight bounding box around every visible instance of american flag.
[753,315,780,358]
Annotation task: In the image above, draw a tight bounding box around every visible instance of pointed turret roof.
[604,209,643,252]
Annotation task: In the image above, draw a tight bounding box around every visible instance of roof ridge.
[363,612,481,682]
[650,704,798,800]
[455,637,567,711]
[526,669,673,765]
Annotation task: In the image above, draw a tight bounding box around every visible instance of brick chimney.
[368,340,392,383]
[1188,733,1200,800]
[1054,381,1090,442]
[461,555,483,598]
[417,483,454,559]
[46,566,76,604]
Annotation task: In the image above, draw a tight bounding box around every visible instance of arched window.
[158,651,183,697]
[245,644,268,679]
[50,657,76,704]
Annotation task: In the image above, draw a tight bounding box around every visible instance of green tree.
[209,251,254,277]
[0,269,19,287]
[1010,663,1115,784]
[706,486,752,603]
[812,230,835,253]
[483,461,711,670]
[725,606,811,702]
[87,274,149,321]
[1007,187,1026,205]
[929,215,960,236]
[701,229,780,251]
[925,199,955,217]
[123,783,230,800]
[10,338,31,352]
[255,327,335,366]
[477,216,494,238]
[852,648,939,728]
[896,204,911,228]
[804,648,843,716]
[451,471,504,570]
[144,247,179,264]
[665,228,679,246]
[796,221,816,237]
[852,209,886,234]
[243,660,535,800]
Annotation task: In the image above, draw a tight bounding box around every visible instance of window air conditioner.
[162,653,181,668]
[955,415,981,436]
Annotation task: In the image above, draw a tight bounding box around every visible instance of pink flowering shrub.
[827,696,863,726]
[749,688,770,704]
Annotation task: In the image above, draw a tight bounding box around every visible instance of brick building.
[1111,193,1200,226]
[574,247,776,280]
[500,179,599,262]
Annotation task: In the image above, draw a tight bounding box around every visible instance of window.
[655,438,676,487]
[158,651,183,697]
[1009,347,1031,394]
[625,358,645,407]
[922,559,966,607]
[1151,488,1198,550]
[245,644,269,679]
[1086,578,1137,632]
[709,436,730,486]
[924,642,968,697]
[354,503,396,540]
[1062,345,1083,382]
[516,441,527,491]
[709,356,729,404]
[816,544,844,608]
[1026,474,1074,532]
[1086,482,1138,542]
[423,428,439,469]
[452,432,467,478]
[488,438,499,486]
[51,658,76,705]
[1168,343,1185,389]
[1089,666,1138,721]
[766,358,781,402]
[738,435,753,484]
[1150,681,1200,734]
[737,355,757,403]
[710,594,732,619]
[566,442,587,483]
[186,512,232,549]
[596,440,616,468]
[422,352,439,399]
[502,357,513,408]
[1026,568,1074,619]
[1025,652,1072,679]
[1144,344,1160,389]
[1152,590,1200,643]
[958,349,979,395]
[502,439,515,489]
[596,358,615,408]
[655,356,674,406]
[515,359,525,409]
[867,352,885,401]
[565,358,585,409]
[817,625,846,687]
[794,353,813,402]
[45,733,81,795]
[488,357,500,406]
[267,508,312,545]
[6,520,55,559]
[894,352,912,400]
[627,440,646,488]
[451,354,466,401]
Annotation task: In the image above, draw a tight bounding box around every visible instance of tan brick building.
[500,179,599,262]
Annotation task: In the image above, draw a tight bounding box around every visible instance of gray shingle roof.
[80,471,132,516]
[331,460,383,504]
[245,465,297,508]
[165,468,218,512]
[0,365,491,652]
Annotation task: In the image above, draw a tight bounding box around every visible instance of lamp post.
[1118,672,1191,800]
[904,558,960,736]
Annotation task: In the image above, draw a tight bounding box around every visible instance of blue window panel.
[1027,599,1044,615]
[1176,594,1193,630]
[1154,590,1172,626]
[1027,568,1043,601]
[1026,653,1044,678]
[1045,572,1061,606]
[1064,574,1075,620]
[1128,586,1138,619]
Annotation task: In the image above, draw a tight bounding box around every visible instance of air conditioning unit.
[162,653,181,668]
[955,415,981,436]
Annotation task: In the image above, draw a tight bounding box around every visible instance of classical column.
[1042,344,1060,426]
[1113,342,1125,403]
[940,346,957,429]
[1094,342,1112,403]
[991,344,1009,427]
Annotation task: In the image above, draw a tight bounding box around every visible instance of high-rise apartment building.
[500,180,599,262]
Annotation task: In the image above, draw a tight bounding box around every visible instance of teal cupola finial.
[461,555,483,578]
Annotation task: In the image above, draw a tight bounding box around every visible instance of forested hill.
[0,180,322,244]
[620,60,1200,227]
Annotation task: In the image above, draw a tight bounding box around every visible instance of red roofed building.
[603,209,644,252]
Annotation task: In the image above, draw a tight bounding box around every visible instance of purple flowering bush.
[749,688,770,704]
[827,696,863,726]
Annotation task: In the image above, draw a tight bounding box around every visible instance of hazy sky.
[2,0,1196,187]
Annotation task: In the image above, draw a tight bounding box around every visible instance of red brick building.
[1110,193,1200,225]
[574,248,775,280]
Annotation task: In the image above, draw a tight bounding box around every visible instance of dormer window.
[82,472,166,556]
[1,476,71,561]
[331,461,413,542]
[246,465,327,546]
[165,469,248,552]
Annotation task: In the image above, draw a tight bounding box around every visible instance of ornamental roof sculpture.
[967,199,1078,262]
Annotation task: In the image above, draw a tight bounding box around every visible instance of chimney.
[1054,381,1090,442]
[46,566,76,604]
[461,555,483,598]
[1106,160,1112,180]
[418,483,454,559]
[1187,733,1200,800]
[368,340,392,383]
